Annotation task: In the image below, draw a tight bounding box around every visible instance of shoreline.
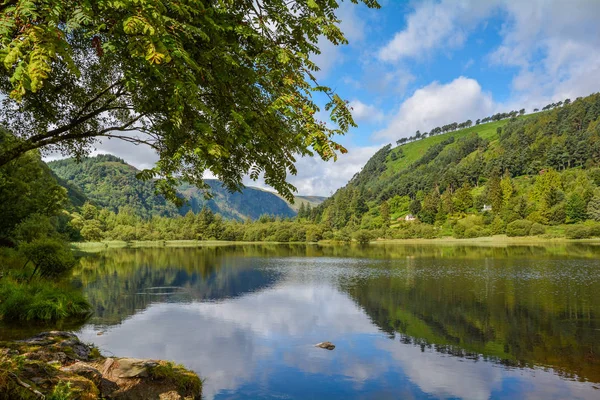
[71,235,600,251]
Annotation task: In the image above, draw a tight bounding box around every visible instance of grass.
[149,361,202,394]
[72,239,315,251]
[48,382,73,400]
[373,234,600,246]
[0,278,90,322]
[384,114,539,177]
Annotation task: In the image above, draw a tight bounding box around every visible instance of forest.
[44,92,600,245]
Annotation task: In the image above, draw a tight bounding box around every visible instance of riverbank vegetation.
[49,93,600,244]
[0,142,91,323]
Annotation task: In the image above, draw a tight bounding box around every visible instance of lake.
[23,244,600,398]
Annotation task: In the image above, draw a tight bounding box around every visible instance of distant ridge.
[48,155,324,220]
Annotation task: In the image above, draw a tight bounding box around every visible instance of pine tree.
[298,202,306,219]
[486,174,503,213]
[380,201,390,228]
[587,193,600,221]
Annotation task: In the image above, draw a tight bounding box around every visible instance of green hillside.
[310,93,600,239]
[48,155,298,220]
[385,119,509,175]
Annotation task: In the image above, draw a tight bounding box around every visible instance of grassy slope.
[383,119,511,176]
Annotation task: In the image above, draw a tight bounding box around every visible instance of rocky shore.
[0,331,202,399]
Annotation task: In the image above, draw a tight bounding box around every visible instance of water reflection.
[71,244,600,399]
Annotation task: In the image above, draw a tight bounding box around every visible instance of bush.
[588,222,600,237]
[353,230,373,244]
[530,223,547,236]
[565,225,592,239]
[19,238,77,279]
[452,215,485,238]
[0,279,90,322]
[529,222,546,236]
[506,220,533,237]
[491,217,506,235]
[333,229,351,242]
[464,226,490,238]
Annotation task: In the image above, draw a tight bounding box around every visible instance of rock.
[61,361,103,387]
[1,332,203,399]
[53,351,68,363]
[315,341,335,350]
[112,358,159,379]
[58,337,91,360]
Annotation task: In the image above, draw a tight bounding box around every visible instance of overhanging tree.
[0,0,379,201]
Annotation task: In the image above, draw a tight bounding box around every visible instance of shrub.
[530,223,547,236]
[526,211,548,225]
[546,204,566,225]
[506,220,533,237]
[490,217,506,235]
[19,238,77,280]
[353,230,373,244]
[464,227,484,238]
[565,225,592,239]
[333,229,351,242]
[305,226,324,242]
[588,222,600,237]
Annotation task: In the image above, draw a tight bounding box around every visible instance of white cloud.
[378,0,494,62]
[349,100,384,123]
[287,145,382,196]
[489,0,600,106]
[375,76,493,140]
[245,145,381,196]
[378,0,600,107]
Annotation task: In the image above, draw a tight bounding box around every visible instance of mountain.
[312,93,600,234]
[48,155,323,220]
[277,194,327,212]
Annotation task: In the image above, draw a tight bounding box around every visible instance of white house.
[482,204,492,212]
[405,214,417,222]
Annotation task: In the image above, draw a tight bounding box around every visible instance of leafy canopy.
[0,0,379,201]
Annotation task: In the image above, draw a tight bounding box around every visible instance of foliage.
[506,220,533,237]
[530,223,547,236]
[48,381,73,400]
[19,238,77,280]
[0,0,380,202]
[0,278,90,321]
[302,93,600,239]
[565,225,593,239]
[0,130,67,245]
[0,146,89,322]
[353,230,373,244]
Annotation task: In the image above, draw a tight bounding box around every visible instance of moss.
[149,361,202,395]
[60,376,98,399]
[88,346,101,360]
[47,381,73,400]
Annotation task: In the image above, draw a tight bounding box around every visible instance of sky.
[81,0,600,197]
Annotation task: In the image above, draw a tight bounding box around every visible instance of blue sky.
[89,0,600,196]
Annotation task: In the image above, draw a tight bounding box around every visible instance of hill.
[48,155,308,220]
[277,194,327,212]
[311,93,600,238]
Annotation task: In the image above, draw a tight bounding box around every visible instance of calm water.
[17,244,600,398]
